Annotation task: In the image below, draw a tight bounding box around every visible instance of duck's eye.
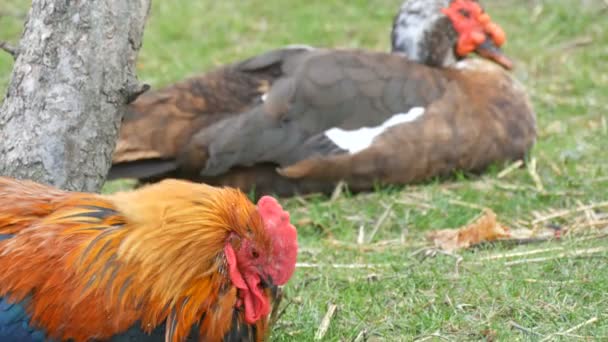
[458,9,471,18]
[251,249,260,258]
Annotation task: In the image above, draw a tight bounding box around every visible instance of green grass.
[2,0,608,340]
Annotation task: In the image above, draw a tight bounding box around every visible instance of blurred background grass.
[2,0,608,340]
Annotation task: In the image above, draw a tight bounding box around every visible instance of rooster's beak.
[260,275,276,289]
[261,275,280,298]
[474,37,514,70]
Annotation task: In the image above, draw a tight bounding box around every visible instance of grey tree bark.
[0,0,151,192]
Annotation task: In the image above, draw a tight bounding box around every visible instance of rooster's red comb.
[257,196,298,285]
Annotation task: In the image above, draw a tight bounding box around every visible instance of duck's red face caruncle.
[442,0,513,69]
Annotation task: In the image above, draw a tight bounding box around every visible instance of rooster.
[0,176,298,341]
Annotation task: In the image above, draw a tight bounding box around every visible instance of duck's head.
[391,0,513,69]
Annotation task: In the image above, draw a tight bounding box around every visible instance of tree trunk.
[0,0,151,192]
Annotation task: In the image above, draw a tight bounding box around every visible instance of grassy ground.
[2,0,608,340]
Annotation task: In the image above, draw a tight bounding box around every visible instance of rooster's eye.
[458,9,470,18]
[251,249,259,258]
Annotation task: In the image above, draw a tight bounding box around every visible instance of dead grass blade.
[366,203,393,243]
[497,160,524,178]
[531,201,608,225]
[540,316,598,341]
[505,246,608,266]
[314,303,337,340]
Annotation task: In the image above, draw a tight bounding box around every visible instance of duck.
[109,0,536,197]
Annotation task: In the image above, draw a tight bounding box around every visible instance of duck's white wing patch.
[261,93,268,102]
[324,107,425,154]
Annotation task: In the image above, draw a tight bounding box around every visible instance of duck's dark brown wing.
[108,47,312,181]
